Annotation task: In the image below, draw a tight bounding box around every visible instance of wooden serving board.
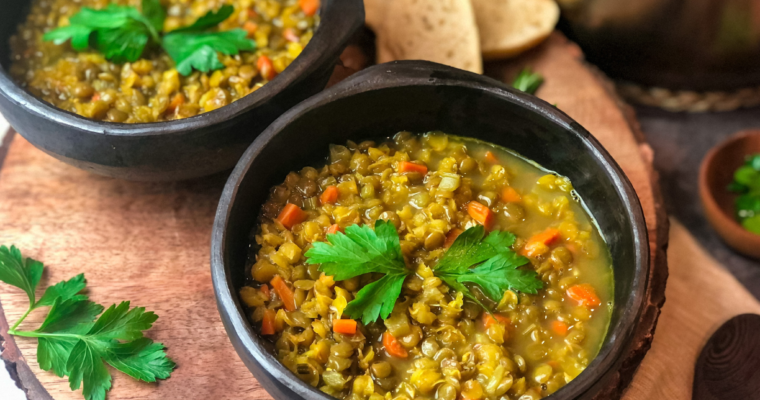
[0,33,668,399]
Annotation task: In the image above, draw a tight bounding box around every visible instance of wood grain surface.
[692,314,760,400]
[625,221,760,400]
[0,33,669,399]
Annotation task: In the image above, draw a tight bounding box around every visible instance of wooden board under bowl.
[0,33,667,400]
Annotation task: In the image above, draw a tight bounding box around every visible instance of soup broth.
[239,132,613,400]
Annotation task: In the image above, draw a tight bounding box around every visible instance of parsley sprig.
[43,0,255,75]
[434,226,542,307]
[512,68,544,95]
[0,245,175,400]
[306,220,409,324]
[304,221,543,324]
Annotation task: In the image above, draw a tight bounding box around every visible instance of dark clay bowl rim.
[211,61,650,400]
[699,130,760,252]
[0,0,362,138]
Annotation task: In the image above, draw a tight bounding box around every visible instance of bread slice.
[364,0,388,30]
[471,0,559,60]
[375,0,482,74]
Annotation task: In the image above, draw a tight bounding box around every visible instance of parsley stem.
[7,329,82,340]
[9,306,33,332]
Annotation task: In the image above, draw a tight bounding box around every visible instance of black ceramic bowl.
[0,0,363,181]
[211,61,650,399]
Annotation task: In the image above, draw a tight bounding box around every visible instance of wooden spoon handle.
[693,314,760,400]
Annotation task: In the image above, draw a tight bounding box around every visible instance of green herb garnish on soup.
[728,154,760,234]
[239,132,613,399]
[10,0,318,122]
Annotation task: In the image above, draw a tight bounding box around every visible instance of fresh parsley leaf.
[343,273,407,325]
[95,24,150,64]
[87,301,159,341]
[743,214,760,234]
[44,25,94,50]
[38,335,79,377]
[457,253,541,300]
[36,273,88,308]
[64,301,172,400]
[33,300,174,400]
[0,245,43,305]
[43,4,157,63]
[305,220,411,324]
[435,227,542,304]
[141,0,166,33]
[162,29,255,75]
[169,5,235,34]
[69,5,145,29]
[44,3,254,75]
[37,298,104,334]
[434,227,515,274]
[36,298,104,378]
[304,221,542,322]
[104,337,175,382]
[728,181,749,193]
[483,230,517,250]
[2,247,175,400]
[305,220,408,280]
[67,339,113,400]
[512,68,544,95]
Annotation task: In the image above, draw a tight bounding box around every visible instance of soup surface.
[9,0,316,122]
[239,132,613,400]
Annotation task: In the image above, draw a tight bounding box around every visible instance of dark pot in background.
[211,61,650,400]
[559,0,760,92]
[0,0,364,181]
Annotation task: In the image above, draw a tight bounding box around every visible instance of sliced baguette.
[471,0,559,60]
[375,0,482,74]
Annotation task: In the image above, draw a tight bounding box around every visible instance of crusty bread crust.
[373,0,483,74]
[471,0,559,60]
[364,0,388,30]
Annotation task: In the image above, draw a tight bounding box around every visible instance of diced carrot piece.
[166,93,185,114]
[276,203,307,229]
[283,28,300,43]
[484,151,499,164]
[467,201,493,229]
[91,92,101,102]
[247,8,258,18]
[260,284,270,298]
[552,320,569,336]
[521,228,561,257]
[567,284,601,307]
[326,224,342,235]
[333,319,357,335]
[397,161,428,175]
[483,313,510,329]
[257,55,276,81]
[261,309,276,335]
[501,186,522,203]
[320,185,339,205]
[382,332,408,358]
[243,21,258,38]
[444,228,463,248]
[270,275,297,311]
[299,0,320,16]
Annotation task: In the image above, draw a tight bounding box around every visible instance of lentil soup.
[239,132,613,400]
[9,0,317,123]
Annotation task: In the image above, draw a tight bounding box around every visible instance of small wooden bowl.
[699,130,760,258]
